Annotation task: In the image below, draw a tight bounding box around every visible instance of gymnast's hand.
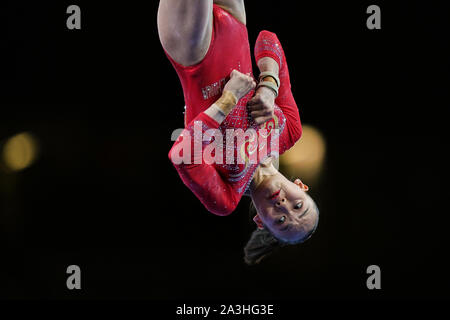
[223,69,256,101]
[247,85,275,126]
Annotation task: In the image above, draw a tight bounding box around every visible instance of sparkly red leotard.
[165,6,302,215]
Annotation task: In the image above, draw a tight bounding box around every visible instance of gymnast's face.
[251,176,319,243]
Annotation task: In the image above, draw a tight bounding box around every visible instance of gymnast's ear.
[294,178,309,191]
[253,215,265,230]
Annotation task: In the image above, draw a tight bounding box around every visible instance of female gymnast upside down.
[158,0,319,264]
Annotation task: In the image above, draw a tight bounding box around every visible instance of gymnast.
[158,0,319,265]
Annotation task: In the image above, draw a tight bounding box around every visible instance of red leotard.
[165,7,302,215]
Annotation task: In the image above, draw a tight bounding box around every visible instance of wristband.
[215,90,238,115]
[258,71,280,88]
[256,81,279,97]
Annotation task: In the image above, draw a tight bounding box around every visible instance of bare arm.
[205,70,256,124]
[257,57,280,77]
[157,0,213,66]
[247,57,279,125]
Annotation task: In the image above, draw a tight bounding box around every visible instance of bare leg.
[213,0,246,25]
[157,0,213,66]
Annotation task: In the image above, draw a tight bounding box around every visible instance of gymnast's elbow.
[168,148,176,165]
[205,195,238,217]
[291,123,303,144]
[168,144,187,167]
[207,205,235,217]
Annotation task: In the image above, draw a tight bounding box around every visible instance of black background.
[1,0,449,305]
